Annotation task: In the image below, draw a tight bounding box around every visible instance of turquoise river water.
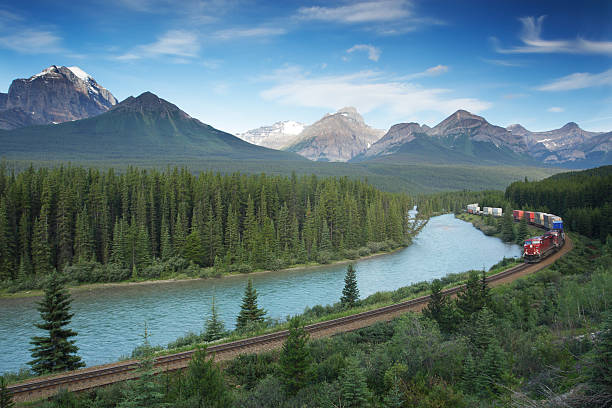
[0,214,521,374]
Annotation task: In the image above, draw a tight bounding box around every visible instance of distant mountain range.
[0,66,609,169]
[237,107,384,162]
[239,109,610,168]
[0,91,303,162]
[0,65,116,130]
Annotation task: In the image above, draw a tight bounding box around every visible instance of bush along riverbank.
[0,165,421,296]
[10,232,610,407]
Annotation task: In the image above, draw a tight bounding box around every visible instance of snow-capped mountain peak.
[236,120,306,150]
[67,66,92,82]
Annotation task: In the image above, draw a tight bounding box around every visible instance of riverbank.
[1,218,429,300]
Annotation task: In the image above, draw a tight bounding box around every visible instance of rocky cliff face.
[428,110,528,153]
[236,120,306,150]
[357,122,426,159]
[506,122,608,164]
[0,65,117,130]
[285,107,384,162]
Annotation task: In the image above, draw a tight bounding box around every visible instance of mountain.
[353,110,534,165]
[285,107,384,162]
[0,91,304,162]
[506,122,610,167]
[235,120,306,150]
[0,65,117,130]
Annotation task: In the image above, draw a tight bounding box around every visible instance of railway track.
[7,235,573,403]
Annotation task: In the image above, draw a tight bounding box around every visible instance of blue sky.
[0,0,610,133]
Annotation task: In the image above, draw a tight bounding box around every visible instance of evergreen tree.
[340,358,371,408]
[203,296,226,342]
[501,209,515,242]
[456,271,489,320]
[184,347,232,408]
[160,215,173,261]
[516,215,528,244]
[29,272,84,375]
[31,214,52,276]
[0,377,14,408]
[236,279,266,331]
[119,326,167,408]
[182,230,205,266]
[279,317,312,395]
[423,279,458,333]
[74,206,94,263]
[341,264,360,308]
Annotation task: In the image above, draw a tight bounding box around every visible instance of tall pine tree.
[29,272,84,375]
[279,317,312,395]
[341,264,360,308]
[236,279,266,331]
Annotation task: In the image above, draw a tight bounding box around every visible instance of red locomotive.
[523,230,565,263]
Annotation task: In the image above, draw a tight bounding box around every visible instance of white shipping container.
[492,208,502,216]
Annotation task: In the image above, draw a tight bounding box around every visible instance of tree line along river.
[0,214,521,374]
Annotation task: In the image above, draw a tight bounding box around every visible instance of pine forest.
[0,165,412,289]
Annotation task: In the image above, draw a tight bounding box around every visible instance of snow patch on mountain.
[236,120,306,150]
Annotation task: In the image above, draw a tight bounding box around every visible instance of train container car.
[513,210,524,221]
[544,214,557,230]
[534,212,545,227]
[492,208,502,217]
[525,211,535,224]
[553,219,563,230]
[482,207,493,215]
[524,234,556,263]
[467,204,480,214]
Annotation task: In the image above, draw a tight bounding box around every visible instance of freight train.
[513,210,565,263]
[465,204,565,263]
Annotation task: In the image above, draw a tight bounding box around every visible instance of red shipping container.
[525,211,535,223]
[513,210,524,221]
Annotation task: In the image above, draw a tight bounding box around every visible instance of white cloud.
[547,107,564,113]
[116,30,200,60]
[295,0,442,34]
[213,27,286,40]
[538,68,612,91]
[346,44,381,61]
[297,0,411,23]
[495,16,612,55]
[399,64,448,80]
[260,67,490,118]
[0,28,64,54]
[481,58,523,67]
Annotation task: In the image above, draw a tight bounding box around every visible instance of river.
[0,214,521,374]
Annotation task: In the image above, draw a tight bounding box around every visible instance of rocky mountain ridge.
[283,107,384,162]
[353,110,610,167]
[0,65,117,130]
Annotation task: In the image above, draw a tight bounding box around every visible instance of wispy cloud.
[494,16,612,56]
[547,106,564,113]
[538,68,612,91]
[0,28,64,54]
[296,0,442,34]
[260,66,490,118]
[116,30,200,61]
[297,0,411,23]
[399,64,448,80]
[481,58,523,67]
[112,0,237,24]
[0,9,65,54]
[346,44,381,61]
[213,27,286,40]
